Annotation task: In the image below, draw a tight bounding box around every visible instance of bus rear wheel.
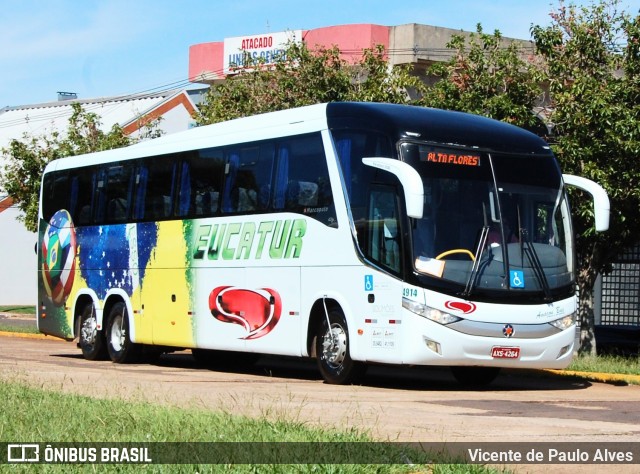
[315,309,364,385]
[106,302,138,363]
[79,303,107,360]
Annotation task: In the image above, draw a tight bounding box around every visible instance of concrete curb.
[540,368,640,385]
[0,330,64,340]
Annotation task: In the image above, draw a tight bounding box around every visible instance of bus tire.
[79,303,107,360]
[450,366,501,387]
[106,302,138,363]
[315,309,364,385]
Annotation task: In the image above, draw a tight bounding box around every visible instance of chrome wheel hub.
[81,317,96,345]
[321,324,347,368]
[110,315,125,351]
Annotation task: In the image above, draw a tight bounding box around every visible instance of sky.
[1,0,639,109]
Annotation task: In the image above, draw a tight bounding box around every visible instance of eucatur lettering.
[193,218,306,261]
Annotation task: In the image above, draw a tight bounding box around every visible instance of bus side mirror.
[362,158,424,219]
[562,174,610,232]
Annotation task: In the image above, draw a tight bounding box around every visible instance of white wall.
[0,91,198,307]
[0,207,37,305]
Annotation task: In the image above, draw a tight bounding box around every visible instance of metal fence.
[597,244,640,326]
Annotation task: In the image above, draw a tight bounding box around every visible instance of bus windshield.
[401,143,574,299]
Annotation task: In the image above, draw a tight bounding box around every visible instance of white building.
[0,89,202,305]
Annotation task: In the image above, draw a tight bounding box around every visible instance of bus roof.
[326,102,552,156]
[44,102,330,173]
[44,102,551,173]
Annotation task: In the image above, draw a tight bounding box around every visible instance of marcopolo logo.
[193,218,306,261]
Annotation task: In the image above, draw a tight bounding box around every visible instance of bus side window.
[42,171,70,222]
[253,142,275,211]
[94,169,107,223]
[132,157,178,221]
[222,152,239,213]
[274,146,289,211]
[104,164,133,223]
[279,133,336,224]
[193,149,224,217]
[72,170,95,226]
[234,170,258,212]
[332,129,393,228]
[133,166,149,221]
[368,188,401,274]
[222,144,273,215]
[176,160,192,217]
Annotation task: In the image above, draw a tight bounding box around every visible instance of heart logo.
[209,286,282,340]
[444,300,477,314]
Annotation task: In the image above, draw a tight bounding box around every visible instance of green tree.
[419,24,544,130]
[348,45,425,104]
[197,42,423,125]
[1,103,134,232]
[532,0,640,353]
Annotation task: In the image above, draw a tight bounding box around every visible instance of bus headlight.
[548,313,576,331]
[402,298,462,325]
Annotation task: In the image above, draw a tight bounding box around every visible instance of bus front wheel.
[315,309,364,385]
[79,303,107,360]
[106,302,137,363]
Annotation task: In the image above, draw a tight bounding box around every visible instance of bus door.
[361,186,404,363]
[145,220,198,348]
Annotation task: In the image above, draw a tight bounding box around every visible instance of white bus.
[37,102,609,385]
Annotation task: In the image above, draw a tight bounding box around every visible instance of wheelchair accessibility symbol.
[510,270,525,289]
[364,275,374,291]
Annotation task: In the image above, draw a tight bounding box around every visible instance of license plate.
[491,346,520,359]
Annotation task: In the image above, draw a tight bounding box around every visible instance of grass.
[0,323,39,334]
[0,304,38,334]
[0,305,36,315]
[0,380,499,473]
[566,353,640,376]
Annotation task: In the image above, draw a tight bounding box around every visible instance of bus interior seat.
[107,198,128,222]
[296,181,319,206]
[78,205,92,225]
[195,191,219,216]
[286,180,319,210]
[235,187,257,212]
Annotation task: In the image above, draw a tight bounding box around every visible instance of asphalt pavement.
[0,311,37,330]
[1,311,638,385]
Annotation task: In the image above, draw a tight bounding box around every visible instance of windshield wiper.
[461,225,490,298]
[520,229,552,302]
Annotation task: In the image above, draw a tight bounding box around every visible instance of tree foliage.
[196,42,423,125]
[1,103,133,232]
[532,0,640,353]
[419,24,545,131]
[196,10,639,354]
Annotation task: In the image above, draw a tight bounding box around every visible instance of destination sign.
[421,147,481,167]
